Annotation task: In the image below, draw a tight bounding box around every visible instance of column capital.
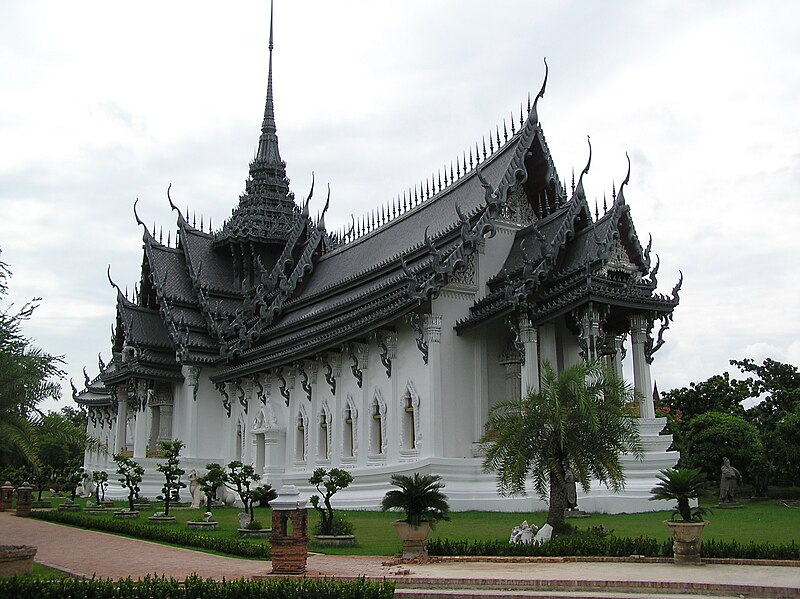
[423,314,443,343]
[628,313,653,344]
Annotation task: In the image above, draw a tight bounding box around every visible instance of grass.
[37,495,800,557]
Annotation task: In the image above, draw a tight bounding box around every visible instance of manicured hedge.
[428,534,671,558]
[429,534,800,560]
[0,574,395,599]
[29,510,270,558]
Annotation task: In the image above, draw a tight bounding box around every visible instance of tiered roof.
[72,16,680,407]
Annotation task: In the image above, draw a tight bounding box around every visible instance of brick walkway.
[3,511,800,597]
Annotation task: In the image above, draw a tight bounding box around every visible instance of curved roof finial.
[318,183,331,231]
[572,135,591,201]
[530,58,548,125]
[107,265,123,296]
[133,198,145,229]
[302,172,314,217]
[618,152,631,199]
[166,183,184,222]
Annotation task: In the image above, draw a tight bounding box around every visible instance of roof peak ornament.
[530,58,548,126]
[573,135,592,202]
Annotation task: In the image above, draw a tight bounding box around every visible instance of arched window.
[403,393,415,450]
[295,411,307,462]
[236,418,245,461]
[369,392,386,456]
[318,405,330,461]
[400,382,420,453]
[342,397,357,460]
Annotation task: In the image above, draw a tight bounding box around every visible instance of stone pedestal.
[15,483,32,517]
[270,484,308,574]
[666,521,708,565]
[393,521,431,558]
[0,545,37,576]
[0,482,14,511]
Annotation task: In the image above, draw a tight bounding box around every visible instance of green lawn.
[39,495,800,557]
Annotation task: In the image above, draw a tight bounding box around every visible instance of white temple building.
[75,10,680,513]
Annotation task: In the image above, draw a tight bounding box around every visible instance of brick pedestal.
[15,483,33,517]
[0,482,13,511]
[270,485,308,574]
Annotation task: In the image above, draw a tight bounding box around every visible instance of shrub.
[0,574,395,599]
[682,412,762,483]
[29,510,270,558]
[309,467,353,536]
[313,513,354,536]
[427,531,800,560]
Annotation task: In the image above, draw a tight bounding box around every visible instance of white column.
[539,321,558,373]
[498,350,522,402]
[629,314,655,418]
[113,396,127,455]
[132,383,149,458]
[520,317,539,396]
[611,334,625,378]
[424,314,444,455]
[158,404,173,442]
[185,366,200,456]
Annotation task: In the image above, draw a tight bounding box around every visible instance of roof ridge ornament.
[530,58,548,126]
[166,183,186,224]
[573,136,592,202]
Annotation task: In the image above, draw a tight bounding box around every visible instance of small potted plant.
[650,467,710,565]
[381,472,450,558]
[309,467,355,546]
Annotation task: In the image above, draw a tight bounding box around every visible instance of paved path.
[3,512,800,597]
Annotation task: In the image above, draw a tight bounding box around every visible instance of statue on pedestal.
[719,457,742,504]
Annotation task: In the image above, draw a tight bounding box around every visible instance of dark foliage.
[0,573,394,599]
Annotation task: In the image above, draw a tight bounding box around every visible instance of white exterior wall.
[92,219,678,512]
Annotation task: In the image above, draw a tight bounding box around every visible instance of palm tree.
[650,467,708,521]
[482,359,642,528]
[0,250,68,468]
[381,473,450,527]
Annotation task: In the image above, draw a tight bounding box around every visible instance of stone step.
[392,578,800,599]
[394,590,745,599]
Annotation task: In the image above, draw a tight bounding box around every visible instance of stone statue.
[203,511,213,523]
[509,520,538,544]
[188,469,203,508]
[80,472,96,498]
[565,467,578,510]
[719,457,742,504]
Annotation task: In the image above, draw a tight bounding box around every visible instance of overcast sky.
[1,1,798,415]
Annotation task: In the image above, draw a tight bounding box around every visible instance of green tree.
[660,372,748,422]
[765,403,800,487]
[156,439,185,516]
[736,358,800,429]
[482,360,642,528]
[197,463,226,508]
[114,454,144,512]
[224,461,260,524]
[0,250,66,468]
[309,467,353,536]
[36,410,87,477]
[681,411,762,485]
